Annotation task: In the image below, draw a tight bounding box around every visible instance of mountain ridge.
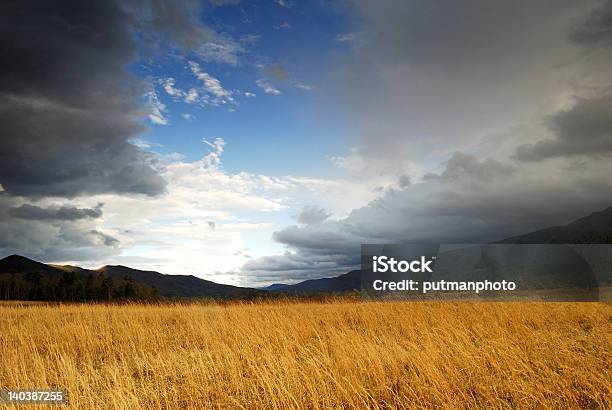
[0,256,261,299]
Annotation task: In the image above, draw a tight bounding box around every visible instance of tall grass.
[1,299,610,409]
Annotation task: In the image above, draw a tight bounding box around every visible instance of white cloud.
[197,36,242,65]
[130,138,162,150]
[244,91,256,97]
[145,90,168,125]
[184,88,199,103]
[256,79,281,95]
[336,32,367,48]
[274,0,292,8]
[276,21,291,29]
[201,137,226,169]
[189,61,234,103]
[46,138,375,284]
[295,83,313,91]
[160,78,201,106]
[161,77,180,96]
[181,113,194,120]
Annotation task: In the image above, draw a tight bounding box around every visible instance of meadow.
[0,299,610,409]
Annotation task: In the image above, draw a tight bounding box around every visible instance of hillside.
[498,206,612,244]
[97,265,260,298]
[0,256,261,300]
[0,255,157,301]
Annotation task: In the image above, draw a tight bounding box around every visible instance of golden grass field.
[1,299,610,409]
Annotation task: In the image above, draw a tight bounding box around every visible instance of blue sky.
[133,0,359,177]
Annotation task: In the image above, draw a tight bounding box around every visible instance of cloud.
[275,21,291,30]
[515,93,612,161]
[296,206,332,225]
[570,0,612,46]
[0,197,120,263]
[256,79,281,95]
[188,61,234,103]
[145,89,169,125]
[90,230,120,247]
[0,0,167,198]
[336,32,367,48]
[240,251,358,285]
[201,138,226,169]
[295,83,313,91]
[9,203,104,221]
[243,151,612,283]
[424,152,516,182]
[321,0,599,171]
[125,0,212,52]
[197,35,243,65]
[237,1,612,284]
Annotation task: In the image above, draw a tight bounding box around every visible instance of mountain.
[0,255,262,300]
[0,255,158,301]
[262,270,361,294]
[424,206,612,292]
[97,265,260,298]
[498,206,612,244]
[260,283,289,291]
[0,254,65,276]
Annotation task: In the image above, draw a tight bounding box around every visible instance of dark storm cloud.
[240,251,359,285]
[9,203,103,221]
[515,94,612,161]
[0,197,120,262]
[0,0,166,198]
[423,152,516,182]
[571,0,612,46]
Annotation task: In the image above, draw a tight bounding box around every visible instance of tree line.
[0,270,158,301]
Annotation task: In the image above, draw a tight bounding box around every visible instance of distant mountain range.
[262,205,612,293]
[260,270,361,294]
[2,205,612,300]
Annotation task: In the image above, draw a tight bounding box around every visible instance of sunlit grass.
[1,299,610,409]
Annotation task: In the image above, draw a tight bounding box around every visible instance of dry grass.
[0,299,610,409]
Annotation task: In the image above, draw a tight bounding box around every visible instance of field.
[1,299,610,409]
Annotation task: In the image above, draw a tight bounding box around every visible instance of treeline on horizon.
[0,270,159,301]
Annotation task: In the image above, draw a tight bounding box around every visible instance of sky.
[1,0,612,286]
